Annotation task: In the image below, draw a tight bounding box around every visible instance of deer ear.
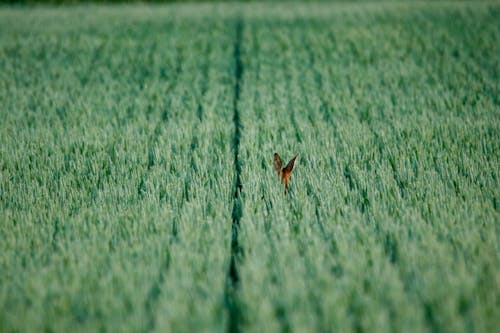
[282,154,298,174]
[273,153,283,175]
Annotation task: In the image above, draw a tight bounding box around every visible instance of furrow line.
[224,18,244,333]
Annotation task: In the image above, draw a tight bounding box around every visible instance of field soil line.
[224,17,244,333]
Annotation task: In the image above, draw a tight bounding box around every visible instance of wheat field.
[0,2,498,332]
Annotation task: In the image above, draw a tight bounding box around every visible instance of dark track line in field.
[224,18,244,333]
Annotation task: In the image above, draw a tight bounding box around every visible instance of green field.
[0,1,499,332]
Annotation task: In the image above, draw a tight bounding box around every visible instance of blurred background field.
[0,1,499,332]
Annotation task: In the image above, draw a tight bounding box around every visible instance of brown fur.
[274,153,298,194]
